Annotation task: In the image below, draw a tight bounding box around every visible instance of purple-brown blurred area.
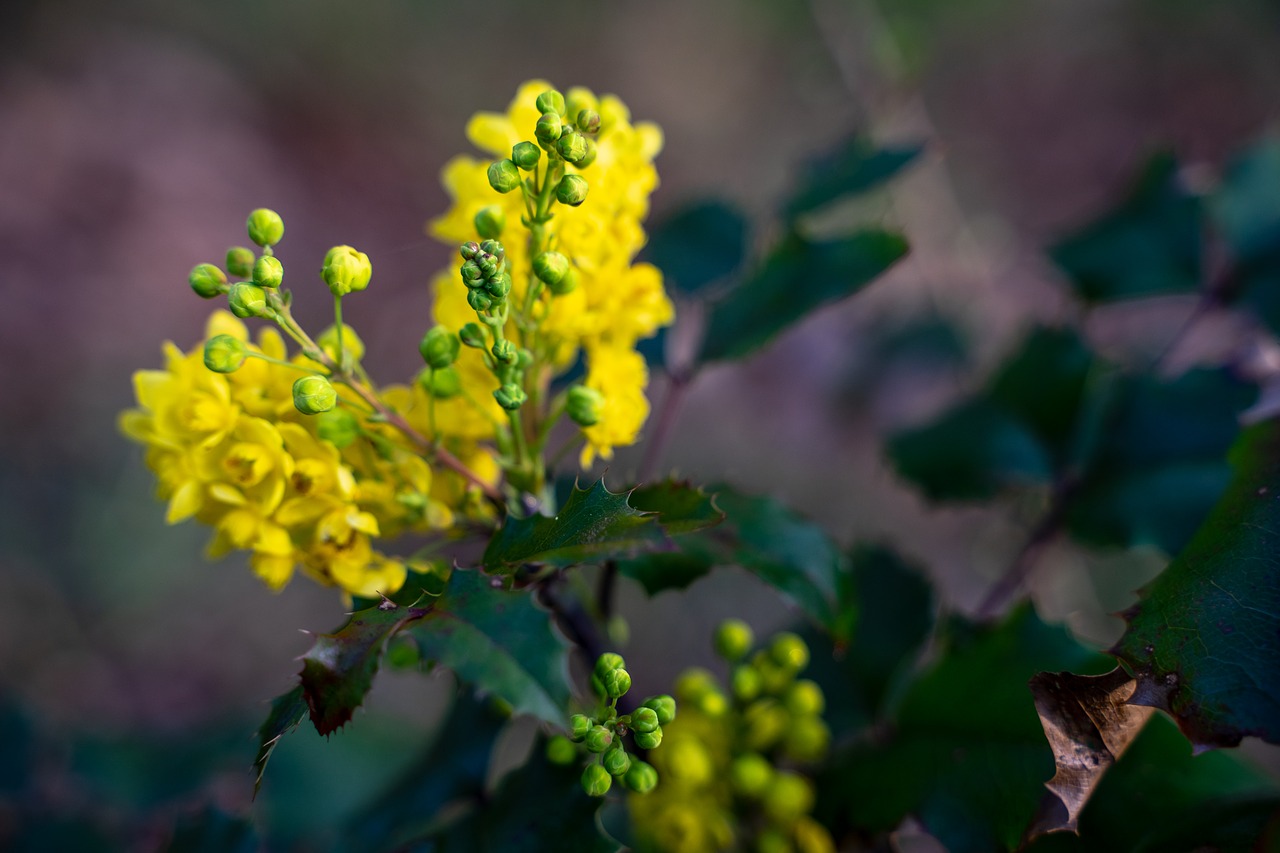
[3,0,1280,844]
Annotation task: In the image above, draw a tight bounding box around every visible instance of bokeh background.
[4,0,1280,847]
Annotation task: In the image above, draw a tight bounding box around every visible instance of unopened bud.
[485,273,512,299]
[762,773,814,824]
[318,324,365,362]
[532,251,570,287]
[419,365,461,398]
[467,289,493,312]
[321,245,372,296]
[225,247,255,278]
[633,728,663,750]
[576,110,601,134]
[642,695,677,725]
[784,680,825,717]
[477,253,500,278]
[569,714,592,742]
[460,261,484,285]
[459,241,480,260]
[512,141,541,171]
[546,735,577,766]
[565,87,599,123]
[556,174,589,206]
[732,665,762,702]
[566,385,605,427]
[478,239,502,257]
[474,205,506,239]
[316,407,360,449]
[783,716,831,762]
[189,263,227,299]
[770,632,810,672]
[556,132,588,164]
[630,707,659,734]
[714,619,754,661]
[623,760,658,794]
[594,653,626,677]
[730,753,773,798]
[584,725,613,754]
[227,283,270,319]
[535,89,566,116]
[603,746,631,777]
[486,159,521,194]
[459,323,486,348]
[246,208,284,247]
[535,112,562,146]
[576,138,598,169]
[494,383,527,410]
[603,668,631,699]
[203,334,246,373]
[419,325,460,369]
[252,255,283,289]
[549,267,578,296]
[491,339,517,364]
[581,763,612,797]
[292,375,337,415]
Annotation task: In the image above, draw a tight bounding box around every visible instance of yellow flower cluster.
[120,311,480,597]
[429,80,672,466]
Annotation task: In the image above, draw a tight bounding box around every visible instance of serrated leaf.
[300,601,428,736]
[1110,420,1280,748]
[405,569,570,725]
[625,479,724,534]
[645,200,748,295]
[700,230,908,363]
[785,137,922,220]
[1050,153,1202,302]
[252,685,308,797]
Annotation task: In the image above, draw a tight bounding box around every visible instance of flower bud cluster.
[545,653,677,799]
[628,623,836,853]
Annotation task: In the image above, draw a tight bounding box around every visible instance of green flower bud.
[473,205,505,239]
[698,691,728,718]
[548,266,578,296]
[512,141,541,170]
[532,251,570,287]
[493,383,527,410]
[603,746,631,777]
[565,385,604,427]
[246,208,284,247]
[478,239,502,256]
[419,325,460,369]
[535,112,563,146]
[491,339,516,364]
[252,254,283,288]
[292,375,337,415]
[316,407,360,449]
[546,735,577,766]
[584,725,613,754]
[633,728,663,750]
[603,668,632,699]
[674,668,718,703]
[556,174,589,206]
[189,263,227,299]
[565,87,599,122]
[770,632,810,672]
[227,282,270,319]
[576,109,601,134]
[732,664,762,702]
[642,695,677,725]
[486,159,521,194]
[630,706,659,734]
[729,753,773,798]
[581,763,611,797]
[576,138,598,169]
[783,716,831,762]
[203,334,246,373]
[419,366,461,398]
[485,273,512,299]
[569,714,591,742]
[623,760,658,794]
[517,348,534,370]
[714,619,754,661]
[594,653,626,678]
[784,680,825,717]
[318,324,365,362]
[459,323,486,348]
[460,241,480,260]
[590,672,607,699]
[460,261,484,285]
[321,245,372,296]
[225,247,256,278]
[756,829,790,853]
[762,772,814,824]
[743,700,789,751]
[556,132,588,164]
[477,253,500,278]
[467,289,493,312]
[535,89,566,116]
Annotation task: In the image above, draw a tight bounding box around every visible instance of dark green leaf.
[615,550,715,596]
[1210,137,1280,265]
[625,480,724,534]
[785,137,922,220]
[253,685,308,797]
[405,569,570,724]
[986,327,1095,464]
[1111,420,1280,748]
[700,230,908,363]
[645,201,748,294]
[816,605,1110,853]
[300,600,428,736]
[1050,153,1201,302]
[346,689,507,851]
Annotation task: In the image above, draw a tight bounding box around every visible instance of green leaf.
[816,605,1110,853]
[1210,137,1280,265]
[1050,153,1201,302]
[299,600,427,736]
[1111,420,1280,748]
[785,137,922,220]
[645,201,748,295]
[699,230,908,363]
[625,479,725,534]
[416,735,619,852]
[405,569,570,725]
[346,688,507,851]
[252,685,308,797]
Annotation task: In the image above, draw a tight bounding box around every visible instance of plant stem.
[638,371,691,482]
[975,481,1075,618]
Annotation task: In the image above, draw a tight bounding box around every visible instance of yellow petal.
[207,482,246,506]
[465,112,517,158]
[250,552,294,591]
[206,310,249,341]
[165,480,203,524]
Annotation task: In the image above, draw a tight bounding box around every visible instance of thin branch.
[596,560,618,622]
[637,372,691,483]
[975,482,1075,619]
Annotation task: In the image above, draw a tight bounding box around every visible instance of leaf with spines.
[784,137,922,220]
[644,200,748,295]
[251,685,308,797]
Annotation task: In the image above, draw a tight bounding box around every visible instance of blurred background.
[4,0,1280,847]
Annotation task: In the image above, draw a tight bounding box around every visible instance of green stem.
[333,294,347,371]
[243,351,325,375]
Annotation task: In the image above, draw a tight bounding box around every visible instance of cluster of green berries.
[487,87,597,207]
[189,208,375,418]
[545,653,677,799]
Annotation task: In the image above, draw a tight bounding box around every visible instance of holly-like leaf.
[785,137,922,220]
[252,685,309,797]
[626,479,724,534]
[644,200,748,295]
[700,230,908,364]
[816,605,1111,853]
[1050,153,1202,303]
[300,600,428,736]
[1110,420,1280,748]
[404,569,570,725]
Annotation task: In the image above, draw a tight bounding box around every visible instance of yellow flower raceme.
[580,346,651,467]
